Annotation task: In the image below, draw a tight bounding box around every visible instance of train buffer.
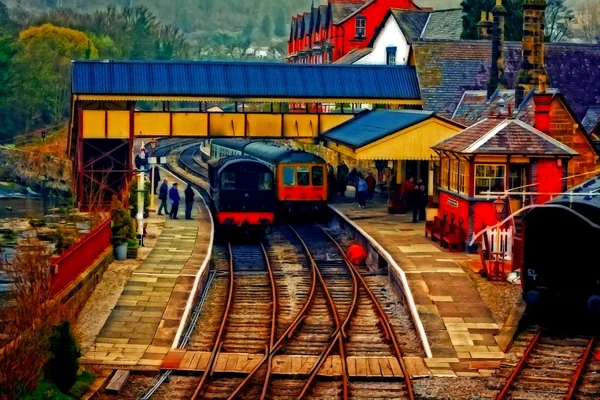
[160,350,429,379]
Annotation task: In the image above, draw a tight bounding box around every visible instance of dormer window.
[386,47,397,65]
[355,16,366,38]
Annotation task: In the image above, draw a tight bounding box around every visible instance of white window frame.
[386,48,396,65]
[474,164,506,197]
[355,17,366,38]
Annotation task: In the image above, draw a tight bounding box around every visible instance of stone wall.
[550,98,600,187]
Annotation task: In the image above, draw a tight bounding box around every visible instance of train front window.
[258,172,273,190]
[297,167,310,186]
[312,166,324,186]
[283,166,295,186]
[221,172,236,190]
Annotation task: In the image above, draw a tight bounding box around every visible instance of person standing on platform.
[327,163,336,200]
[158,178,169,215]
[411,184,421,223]
[357,174,367,208]
[184,183,194,220]
[366,171,376,202]
[401,176,416,213]
[169,182,180,219]
[337,161,349,197]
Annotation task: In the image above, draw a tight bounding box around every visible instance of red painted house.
[288,0,418,64]
[431,103,579,248]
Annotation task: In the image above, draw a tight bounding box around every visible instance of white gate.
[482,228,513,261]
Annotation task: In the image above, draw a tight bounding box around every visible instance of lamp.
[493,197,506,221]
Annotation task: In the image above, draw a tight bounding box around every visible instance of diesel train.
[210,139,328,215]
[207,156,275,231]
[521,176,600,316]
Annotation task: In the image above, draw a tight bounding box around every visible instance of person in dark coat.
[153,166,161,193]
[366,171,376,202]
[184,183,194,220]
[337,161,349,197]
[411,185,421,223]
[169,182,180,219]
[327,163,336,199]
[158,178,169,215]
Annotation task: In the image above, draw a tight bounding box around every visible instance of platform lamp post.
[148,139,158,212]
[490,196,507,281]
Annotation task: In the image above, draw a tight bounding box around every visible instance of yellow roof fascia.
[74,94,422,106]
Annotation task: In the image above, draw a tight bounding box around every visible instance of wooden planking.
[388,357,404,378]
[368,357,382,377]
[379,358,394,377]
[403,357,430,378]
[105,370,130,394]
[179,351,197,370]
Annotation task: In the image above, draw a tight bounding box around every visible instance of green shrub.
[46,322,80,393]
[68,371,95,399]
[111,195,136,246]
[23,381,73,400]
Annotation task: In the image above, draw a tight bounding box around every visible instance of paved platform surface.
[330,195,505,377]
[81,173,211,368]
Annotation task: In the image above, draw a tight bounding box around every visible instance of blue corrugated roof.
[71,60,421,100]
[323,109,436,148]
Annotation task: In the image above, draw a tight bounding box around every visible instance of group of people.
[157,178,195,220]
[327,161,377,209]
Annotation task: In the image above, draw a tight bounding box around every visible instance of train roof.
[207,155,271,171]
[243,141,326,164]
[210,138,252,151]
[549,176,600,209]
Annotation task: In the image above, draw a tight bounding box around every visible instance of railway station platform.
[329,195,508,377]
[80,171,212,369]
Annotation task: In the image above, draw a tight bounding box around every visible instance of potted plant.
[126,239,138,259]
[110,195,135,261]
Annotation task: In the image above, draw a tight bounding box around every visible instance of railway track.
[496,330,597,400]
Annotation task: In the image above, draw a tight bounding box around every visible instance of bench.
[425,216,443,239]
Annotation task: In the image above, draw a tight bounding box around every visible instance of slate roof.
[390,9,429,42]
[421,9,463,40]
[323,109,448,148]
[71,60,422,100]
[334,48,373,64]
[331,0,369,24]
[412,40,600,121]
[432,117,579,156]
[582,106,600,134]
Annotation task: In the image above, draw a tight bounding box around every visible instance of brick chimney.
[477,11,492,40]
[487,0,508,99]
[516,0,547,108]
[533,75,553,133]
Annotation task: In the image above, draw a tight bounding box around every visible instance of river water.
[0,197,57,220]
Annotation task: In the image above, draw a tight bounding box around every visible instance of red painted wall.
[438,191,470,237]
[535,159,565,204]
[289,0,417,63]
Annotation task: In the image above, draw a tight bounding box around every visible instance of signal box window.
[283,166,295,186]
[475,164,505,196]
[355,17,366,38]
[312,166,324,186]
[297,166,310,186]
[221,172,236,190]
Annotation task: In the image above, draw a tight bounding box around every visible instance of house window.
[355,17,366,38]
[441,158,449,188]
[317,53,323,64]
[475,164,506,196]
[386,47,396,65]
[458,161,468,194]
[449,160,459,191]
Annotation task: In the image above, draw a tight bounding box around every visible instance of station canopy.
[71,60,422,105]
[322,109,464,161]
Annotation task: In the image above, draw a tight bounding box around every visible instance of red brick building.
[431,105,579,247]
[288,0,418,64]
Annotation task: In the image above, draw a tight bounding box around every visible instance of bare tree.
[0,236,64,399]
[578,0,600,43]
[545,0,575,42]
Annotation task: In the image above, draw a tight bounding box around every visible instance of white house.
[336,8,463,65]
